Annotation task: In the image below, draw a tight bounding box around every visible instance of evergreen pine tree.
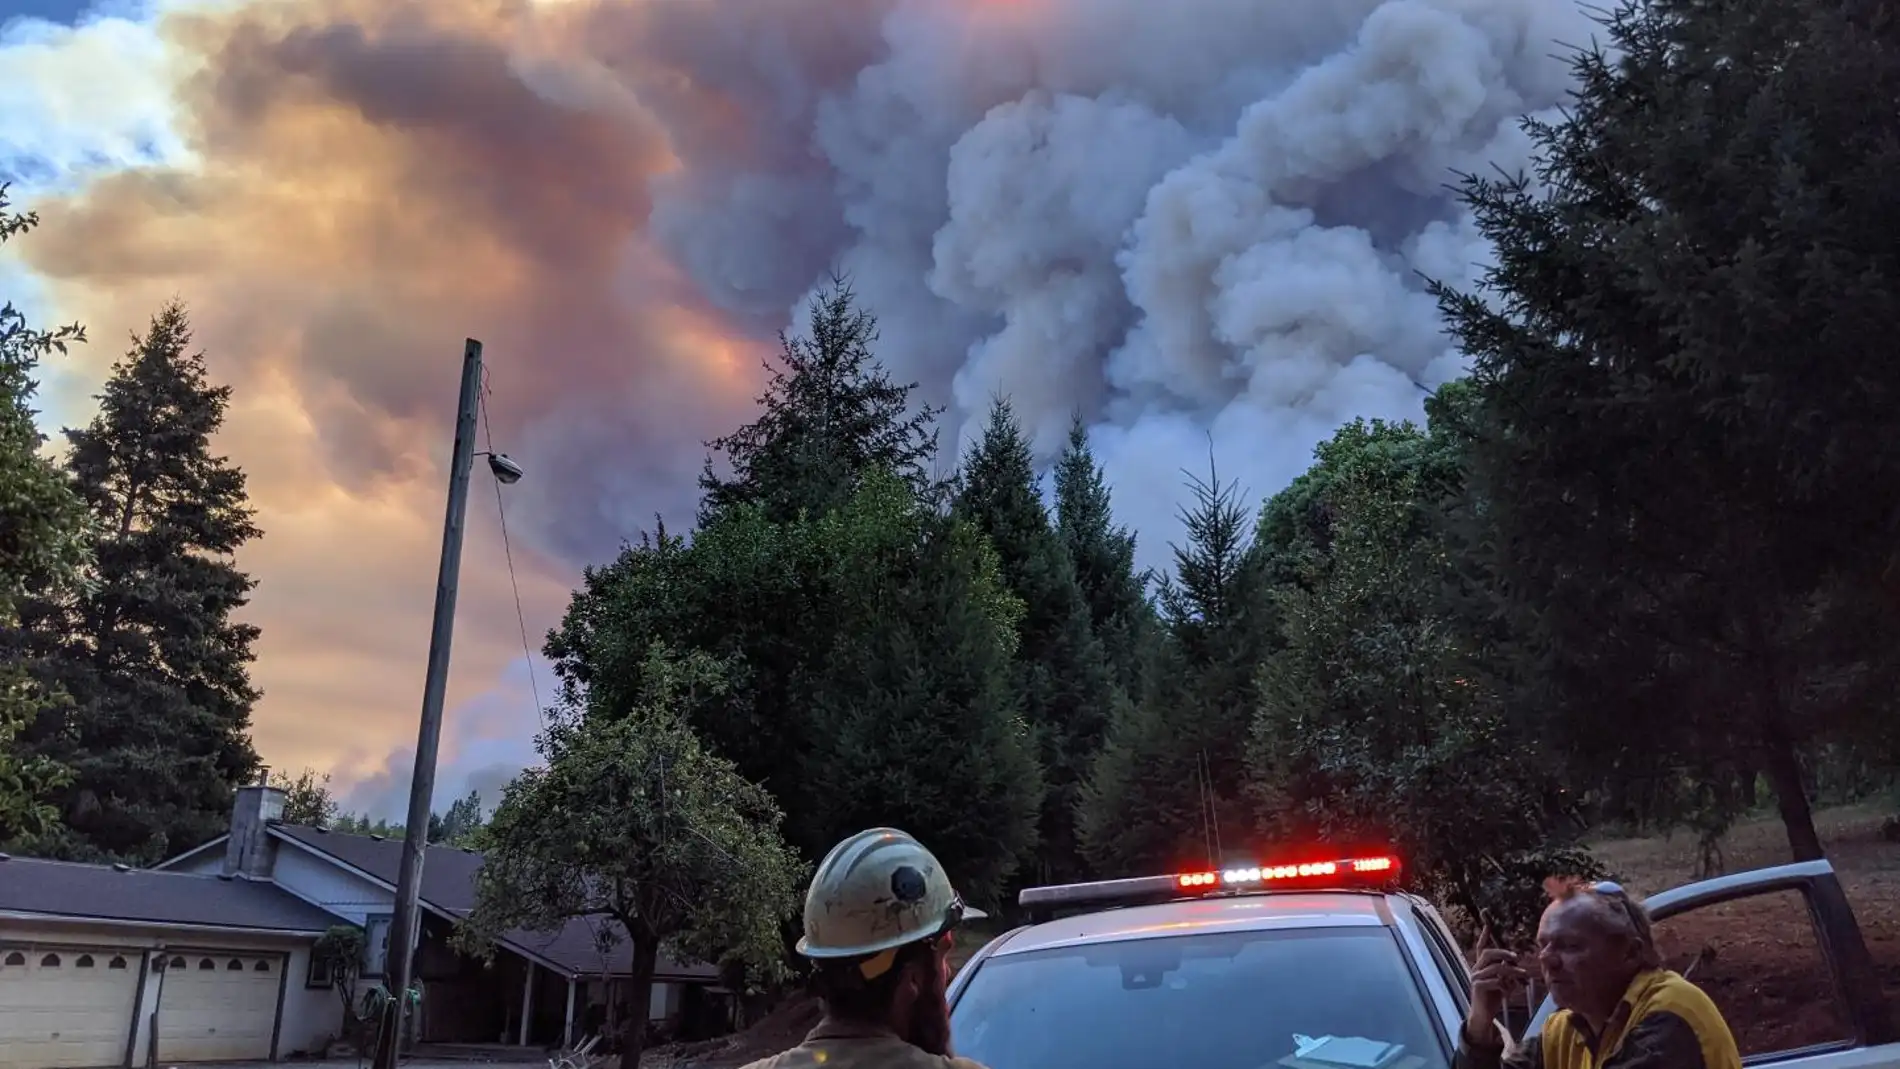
[1433,0,1900,861]
[16,302,262,862]
[1077,461,1271,875]
[803,472,1044,903]
[1052,416,1153,692]
[700,279,941,524]
[954,399,1113,883]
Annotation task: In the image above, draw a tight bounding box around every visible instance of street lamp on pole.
[373,339,521,1069]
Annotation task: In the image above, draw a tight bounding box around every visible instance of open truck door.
[1523,859,1898,1067]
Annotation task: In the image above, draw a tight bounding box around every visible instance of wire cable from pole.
[479,368,545,730]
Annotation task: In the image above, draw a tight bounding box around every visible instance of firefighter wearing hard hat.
[739,828,993,1069]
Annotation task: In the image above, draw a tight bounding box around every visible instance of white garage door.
[0,945,141,1069]
[155,952,282,1063]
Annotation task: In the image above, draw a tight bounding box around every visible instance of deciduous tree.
[1248,404,1595,942]
[460,647,804,1069]
[270,767,339,828]
[0,185,88,849]
[550,470,1042,904]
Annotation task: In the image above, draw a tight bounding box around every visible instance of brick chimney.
[223,784,286,878]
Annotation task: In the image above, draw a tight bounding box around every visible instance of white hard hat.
[796,827,987,960]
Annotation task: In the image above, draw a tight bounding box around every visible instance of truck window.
[1651,887,1855,1058]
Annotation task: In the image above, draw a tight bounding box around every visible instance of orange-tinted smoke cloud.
[15,0,777,795]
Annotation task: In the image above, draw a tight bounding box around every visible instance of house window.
[362,914,394,978]
[307,952,336,989]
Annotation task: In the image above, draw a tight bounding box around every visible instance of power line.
[479,367,545,730]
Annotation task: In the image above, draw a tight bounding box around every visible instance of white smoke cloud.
[637,0,1591,568]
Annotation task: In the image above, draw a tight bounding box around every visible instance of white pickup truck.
[947,854,1899,1069]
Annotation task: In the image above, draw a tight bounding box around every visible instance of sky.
[0,0,1592,822]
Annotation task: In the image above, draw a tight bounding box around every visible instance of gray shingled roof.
[272,826,718,982]
[0,855,343,933]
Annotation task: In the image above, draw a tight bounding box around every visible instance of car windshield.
[950,926,1450,1069]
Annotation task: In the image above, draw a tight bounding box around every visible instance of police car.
[946,853,1900,1069]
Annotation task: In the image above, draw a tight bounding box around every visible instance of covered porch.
[408,915,733,1049]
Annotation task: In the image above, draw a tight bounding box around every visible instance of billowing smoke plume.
[624,0,1586,544]
[6,0,1591,809]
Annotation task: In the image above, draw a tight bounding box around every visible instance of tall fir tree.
[15,302,262,862]
[954,399,1114,884]
[1077,461,1272,875]
[700,279,942,525]
[1052,416,1154,693]
[1433,0,1900,861]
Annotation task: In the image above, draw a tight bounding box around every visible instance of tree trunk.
[1761,723,1824,861]
[618,939,659,1069]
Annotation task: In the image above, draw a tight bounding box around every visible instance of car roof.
[989,891,1396,957]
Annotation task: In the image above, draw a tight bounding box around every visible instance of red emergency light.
[1174,854,1400,890]
[1019,852,1402,917]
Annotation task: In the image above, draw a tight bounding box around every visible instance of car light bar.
[1018,854,1401,913]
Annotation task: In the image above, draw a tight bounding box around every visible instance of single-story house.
[0,785,725,1068]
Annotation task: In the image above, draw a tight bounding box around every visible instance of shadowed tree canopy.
[0,186,89,851]
[1247,398,1597,942]
[1053,415,1154,696]
[547,470,1042,905]
[699,279,942,525]
[12,302,262,863]
[269,767,338,829]
[460,646,805,1069]
[1078,461,1272,875]
[1434,0,1900,861]
[954,398,1113,884]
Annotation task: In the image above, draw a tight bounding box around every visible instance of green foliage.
[12,302,262,863]
[955,399,1114,884]
[0,184,91,627]
[0,672,71,849]
[0,185,89,847]
[313,924,367,1045]
[1431,0,1900,861]
[313,924,364,986]
[699,278,943,525]
[330,813,404,838]
[549,470,1041,904]
[1053,418,1156,694]
[1246,405,1598,943]
[429,789,484,847]
[1078,461,1273,875]
[799,495,1045,901]
[271,767,340,828]
[461,646,804,1065]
